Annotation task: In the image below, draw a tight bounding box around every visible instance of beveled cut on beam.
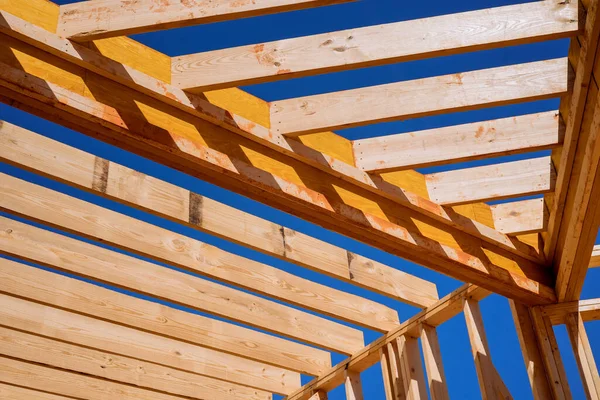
[270,58,569,136]
[57,0,353,41]
[353,111,563,173]
[172,1,577,91]
[591,245,600,268]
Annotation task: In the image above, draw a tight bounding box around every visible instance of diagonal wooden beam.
[270,58,569,136]
[353,111,563,173]
[0,32,556,304]
[172,1,577,91]
[565,313,600,399]
[0,382,72,400]
[0,326,271,400]
[57,0,353,41]
[0,120,438,308]
[425,157,556,206]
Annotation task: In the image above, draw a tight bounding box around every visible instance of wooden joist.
[591,245,600,268]
[0,244,328,377]
[0,382,72,400]
[0,326,271,400]
[0,291,299,395]
[539,298,600,326]
[354,111,563,173]
[270,58,569,136]
[0,176,367,354]
[426,157,556,206]
[565,313,600,399]
[0,121,438,308]
[172,1,577,91]
[57,0,352,41]
[286,285,490,400]
[490,198,548,236]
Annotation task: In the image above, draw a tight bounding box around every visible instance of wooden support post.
[565,313,600,400]
[344,370,364,400]
[396,335,428,400]
[509,301,554,400]
[420,324,450,400]
[309,390,328,400]
[380,342,404,400]
[463,299,514,400]
[530,307,572,400]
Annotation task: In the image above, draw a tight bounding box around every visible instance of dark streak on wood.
[91,157,109,193]
[346,250,355,280]
[189,192,203,225]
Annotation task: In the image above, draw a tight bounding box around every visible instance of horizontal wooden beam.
[490,199,548,236]
[0,382,71,400]
[270,58,569,136]
[539,298,600,325]
[285,284,490,400]
[57,0,352,41]
[0,326,271,400]
[0,175,366,354]
[591,245,600,268]
[0,34,556,305]
[172,1,577,91]
[0,290,299,395]
[353,111,563,173]
[426,157,556,206]
[0,232,329,377]
[0,120,438,308]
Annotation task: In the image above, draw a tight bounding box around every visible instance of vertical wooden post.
[464,299,514,400]
[509,300,554,400]
[344,370,364,400]
[530,307,572,400]
[396,335,428,400]
[565,313,600,400]
[380,346,399,400]
[309,390,328,400]
[420,324,450,400]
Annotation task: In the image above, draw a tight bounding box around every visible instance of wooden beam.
[0,326,272,400]
[0,244,327,377]
[0,356,191,400]
[491,199,548,236]
[0,175,368,354]
[270,58,569,136]
[509,301,554,400]
[0,38,556,305]
[172,1,577,91]
[354,111,563,173]
[420,324,450,400]
[0,120,438,308]
[426,157,556,206]
[554,83,600,301]
[344,370,364,400]
[0,292,300,395]
[309,391,328,400]
[565,313,600,399]
[286,285,490,400]
[540,298,600,326]
[463,299,514,399]
[397,335,428,400]
[379,346,396,400]
[0,382,71,400]
[591,245,600,268]
[57,0,352,41]
[530,307,572,400]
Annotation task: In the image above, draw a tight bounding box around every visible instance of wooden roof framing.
[0,0,599,399]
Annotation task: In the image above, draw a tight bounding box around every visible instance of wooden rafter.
[490,199,549,236]
[57,0,353,41]
[172,1,577,91]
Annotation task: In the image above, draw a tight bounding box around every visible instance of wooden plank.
[0,292,300,395]
[0,382,71,400]
[0,356,189,400]
[386,340,405,400]
[0,326,271,400]
[0,174,365,354]
[379,347,397,400]
[172,1,577,91]
[541,298,600,326]
[565,313,600,400]
[0,243,327,377]
[544,0,600,261]
[420,324,450,400]
[491,199,548,236]
[354,111,563,173]
[554,84,600,301]
[530,307,572,400]
[0,121,437,309]
[463,299,514,400]
[309,391,328,400]
[286,285,490,400]
[591,245,600,268]
[0,49,555,305]
[57,0,353,41]
[509,301,554,400]
[344,370,364,400]
[0,0,59,32]
[270,58,569,136]
[396,335,428,400]
[426,157,556,206]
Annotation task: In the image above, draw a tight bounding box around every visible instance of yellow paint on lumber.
[0,0,58,32]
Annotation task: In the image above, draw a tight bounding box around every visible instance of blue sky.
[1,0,599,398]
